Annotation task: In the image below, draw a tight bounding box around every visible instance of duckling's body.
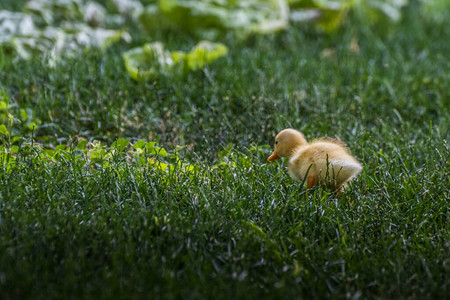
[268,129,362,192]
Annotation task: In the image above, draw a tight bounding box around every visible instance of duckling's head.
[268,129,307,162]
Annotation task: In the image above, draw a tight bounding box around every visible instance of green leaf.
[122,42,173,80]
[77,139,88,150]
[156,147,168,157]
[0,89,9,102]
[0,8,130,66]
[11,145,19,153]
[42,149,55,157]
[112,138,130,152]
[133,140,146,150]
[150,160,168,171]
[123,41,228,80]
[0,124,8,136]
[20,109,29,121]
[146,142,156,153]
[157,162,168,171]
[28,122,38,130]
[176,41,228,71]
[149,0,289,39]
[289,0,351,32]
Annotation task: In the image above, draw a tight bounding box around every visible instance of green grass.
[1,2,450,299]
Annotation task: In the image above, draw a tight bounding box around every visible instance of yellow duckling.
[268,129,362,193]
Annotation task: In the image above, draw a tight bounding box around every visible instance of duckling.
[268,129,362,193]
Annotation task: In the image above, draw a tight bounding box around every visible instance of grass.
[1,2,450,299]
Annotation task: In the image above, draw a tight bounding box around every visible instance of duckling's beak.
[267,152,280,162]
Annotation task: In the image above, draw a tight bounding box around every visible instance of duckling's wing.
[316,159,362,185]
[331,159,362,182]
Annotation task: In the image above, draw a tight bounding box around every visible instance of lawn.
[0,0,449,299]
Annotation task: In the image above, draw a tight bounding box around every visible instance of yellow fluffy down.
[268,129,362,192]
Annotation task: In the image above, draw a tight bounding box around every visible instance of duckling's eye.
[275,141,278,145]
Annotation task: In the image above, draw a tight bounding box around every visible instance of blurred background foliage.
[0,0,448,155]
[1,0,447,67]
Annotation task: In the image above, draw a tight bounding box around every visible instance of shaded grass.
[0,132,448,299]
[1,3,450,300]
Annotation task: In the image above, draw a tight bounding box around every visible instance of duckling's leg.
[304,175,316,200]
[307,175,317,189]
